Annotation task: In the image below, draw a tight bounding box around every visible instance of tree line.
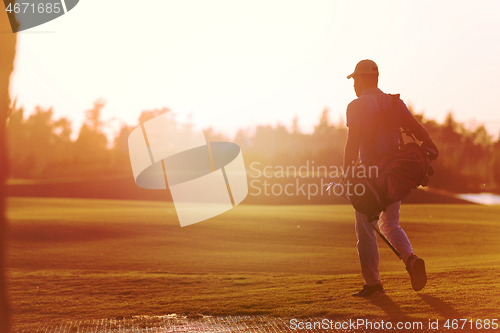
[7,101,500,193]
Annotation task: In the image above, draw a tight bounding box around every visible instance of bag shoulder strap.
[390,94,405,150]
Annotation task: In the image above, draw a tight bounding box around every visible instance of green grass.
[6,198,500,330]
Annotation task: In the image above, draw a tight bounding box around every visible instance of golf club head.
[325,181,337,192]
[420,144,438,161]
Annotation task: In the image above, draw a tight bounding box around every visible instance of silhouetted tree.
[3,97,500,194]
[138,107,170,124]
[493,134,500,188]
[312,108,346,167]
[73,100,110,176]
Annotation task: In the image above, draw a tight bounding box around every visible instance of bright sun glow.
[9,0,500,139]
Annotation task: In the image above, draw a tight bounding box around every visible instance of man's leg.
[379,201,427,291]
[378,201,413,264]
[355,210,381,286]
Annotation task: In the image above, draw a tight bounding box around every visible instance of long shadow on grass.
[418,294,461,319]
[368,294,411,321]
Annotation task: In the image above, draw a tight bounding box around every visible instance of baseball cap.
[347,59,379,79]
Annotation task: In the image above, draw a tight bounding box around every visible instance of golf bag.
[345,94,436,219]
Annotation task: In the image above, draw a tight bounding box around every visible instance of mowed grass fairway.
[6,197,500,330]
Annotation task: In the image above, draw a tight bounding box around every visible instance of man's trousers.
[355,201,414,286]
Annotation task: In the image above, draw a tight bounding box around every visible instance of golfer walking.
[343,59,439,297]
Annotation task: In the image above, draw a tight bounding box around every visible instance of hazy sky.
[9,0,500,140]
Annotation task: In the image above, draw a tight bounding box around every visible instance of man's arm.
[402,114,439,159]
[343,124,361,174]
